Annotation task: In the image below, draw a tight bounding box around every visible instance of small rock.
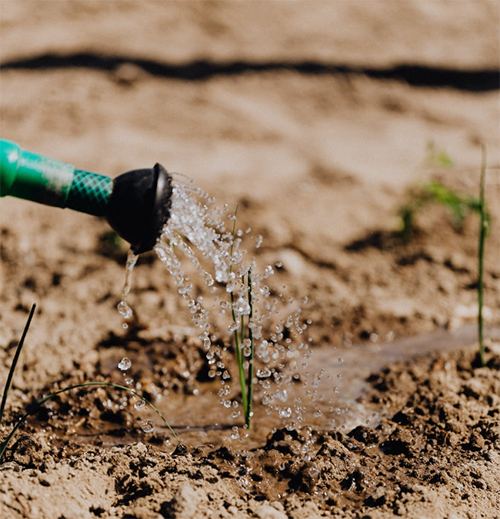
[164,483,205,519]
[380,427,414,455]
[10,434,48,467]
[348,425,379,445]
[254,503,288,519]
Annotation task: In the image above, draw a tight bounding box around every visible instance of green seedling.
[0,305,37,427]
[425,140,455,168]
[0,305,182,462]
[229,207,255,430]
[398,180,488,242]
[477,145,489,367]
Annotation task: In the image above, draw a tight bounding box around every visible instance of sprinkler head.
[106,163,173,254]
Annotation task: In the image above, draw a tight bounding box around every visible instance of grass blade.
[478,145,488,366]
[0,304,36,427]
[229,206,248,416]
[246,270,255,429]
[0,381,182,461]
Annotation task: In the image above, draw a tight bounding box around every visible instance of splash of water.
[150,178,320,431]
[115,175,327,437]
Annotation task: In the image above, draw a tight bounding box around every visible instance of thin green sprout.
[246,270,255,428]
[230,206,248,415]
[228,206,256,429]
[0,304,36,428]
[399,180,489,242]
[478,145,488,367]
[0,381,182,461]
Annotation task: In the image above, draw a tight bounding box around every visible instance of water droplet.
[229,321,240,332]
[274,389,288,402]
[279,407,292,419]
[260,285,270,297]
[134,399,146,410]
[117,301,133,319]
[118,357,132,371]
[308,467,319,478]
[141,419,155,433]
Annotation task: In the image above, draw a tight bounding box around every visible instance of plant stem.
[229,206,248,416]
[0,304,36,428]
[478,145,487,367]
[245,270,255,429]
[0,381,182,461]
[231,288,248,413]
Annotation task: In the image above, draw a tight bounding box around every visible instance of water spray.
[0,139,173,253]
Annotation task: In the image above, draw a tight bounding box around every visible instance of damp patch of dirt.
[1,344,499,518]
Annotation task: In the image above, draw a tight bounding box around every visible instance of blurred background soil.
[0,1,499,518]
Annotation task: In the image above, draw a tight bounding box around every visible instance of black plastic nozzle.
[106,163,173,254]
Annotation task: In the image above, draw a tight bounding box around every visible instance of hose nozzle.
[0,139,173,253]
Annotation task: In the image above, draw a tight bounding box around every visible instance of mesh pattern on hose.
[66,170,113,216]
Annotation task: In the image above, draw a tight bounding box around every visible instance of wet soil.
[1,1,500,518]
[2,342,500,519]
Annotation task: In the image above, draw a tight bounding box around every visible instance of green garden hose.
[0,139,112,216]
[0,139,173,253]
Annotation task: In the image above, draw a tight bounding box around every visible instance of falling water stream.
[117,249,138,328]
[116,177,322,439]
[115,177,500,447]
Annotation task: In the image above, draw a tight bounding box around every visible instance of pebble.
[254,503,288,519]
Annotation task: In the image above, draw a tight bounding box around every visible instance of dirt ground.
[1,1,500,518]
